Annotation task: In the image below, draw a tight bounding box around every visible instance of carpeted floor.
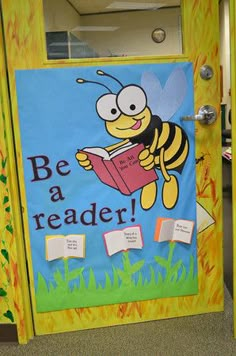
[0,286,235,356]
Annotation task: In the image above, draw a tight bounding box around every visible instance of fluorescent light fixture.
[72,26,119,32]
[106,2,165,10]
[49,42,88,46]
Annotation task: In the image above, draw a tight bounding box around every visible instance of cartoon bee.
[75,69,189,210]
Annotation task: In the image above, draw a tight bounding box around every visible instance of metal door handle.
[182,105,217,125]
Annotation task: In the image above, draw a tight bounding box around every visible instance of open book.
[154,218,194,244]
[79,142,158,195]
[103,225,143,256]
[45,234,86,261]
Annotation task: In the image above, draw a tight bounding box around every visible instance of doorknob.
[182,105,217,125]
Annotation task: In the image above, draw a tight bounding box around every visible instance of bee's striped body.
[130,115,189,173]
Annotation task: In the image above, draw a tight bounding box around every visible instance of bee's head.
[76,70,151,139]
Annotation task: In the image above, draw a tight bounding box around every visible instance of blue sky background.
[15,62,196,294]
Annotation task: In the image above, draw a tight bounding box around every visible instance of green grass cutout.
[36,243,198,312]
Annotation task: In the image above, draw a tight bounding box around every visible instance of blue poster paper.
[15,62,197,312]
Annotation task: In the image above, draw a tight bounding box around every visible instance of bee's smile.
[117,116,144,131]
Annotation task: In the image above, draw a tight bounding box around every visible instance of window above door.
[43,0,182,60]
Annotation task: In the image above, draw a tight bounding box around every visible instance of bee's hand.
[138,148,155,171]
[75,152,93,170]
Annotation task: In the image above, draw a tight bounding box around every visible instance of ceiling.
[68,0,181,15]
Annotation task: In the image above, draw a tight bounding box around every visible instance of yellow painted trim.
[43,55,189,67]
[0,11,34,343]
[0,18,15,327]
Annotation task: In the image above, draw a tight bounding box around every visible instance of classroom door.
[1,0,223,336]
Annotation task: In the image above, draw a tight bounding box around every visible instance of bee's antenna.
[76,78,112,93]
[96,70,124,88]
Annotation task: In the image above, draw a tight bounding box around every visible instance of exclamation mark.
[131,198,136,222]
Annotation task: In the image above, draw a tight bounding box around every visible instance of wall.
[80,8,182,57]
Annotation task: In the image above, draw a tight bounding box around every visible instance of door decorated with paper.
[1,0,223,335]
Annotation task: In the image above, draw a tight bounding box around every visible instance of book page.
[173,220,194,244]
[109,142,138,159]
[82,147,109,159]
[64,235,85,258]
[123,226,143,249]
[158,220,175,242]
[46,235,65,261]
[103,230,125,256]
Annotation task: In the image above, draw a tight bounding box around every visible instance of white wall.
[43,0,80,32]
[80,8,182,57]
[220,0,231,128]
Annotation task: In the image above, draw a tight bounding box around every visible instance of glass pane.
[43,0,182,60]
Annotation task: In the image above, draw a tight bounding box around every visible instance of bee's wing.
[141,68,187,121]
[141,71,163,112]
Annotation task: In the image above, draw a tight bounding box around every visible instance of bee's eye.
[117,85,147,116]
[96,94,121,121]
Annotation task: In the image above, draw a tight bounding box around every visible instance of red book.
[80,142,158,195]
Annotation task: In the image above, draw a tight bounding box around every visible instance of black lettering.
[49,186,65,202]
[64,209,78,225]
[27,155,52,182]
[56,160,71,176]
[99,207,113,222]
[115,208,127,225]
[80,203,97,226]
[48,214,61,229]
[32,213,45,230]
